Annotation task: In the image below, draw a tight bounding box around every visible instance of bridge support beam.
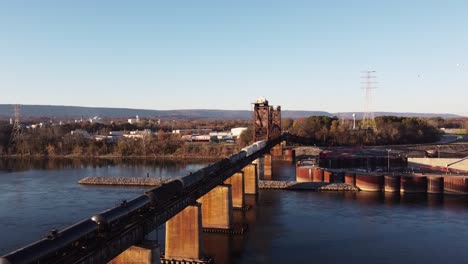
[224,172,245,209]
[242,163,258,195]
[264,154,272,180]
[165,203,203,261]
[253,158,263,179]
[197,185,233,229]
[108,241,160,264]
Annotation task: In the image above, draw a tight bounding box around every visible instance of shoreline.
[0,154,222,161]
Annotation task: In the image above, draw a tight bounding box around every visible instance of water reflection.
[0,157,211,174]
[336,191,468,212]
[0,158,209,254]
[203,233,231,264]
[2,158,468,263]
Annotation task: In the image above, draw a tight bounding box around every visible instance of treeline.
[0,116,464,156]
[286,116,443,145]
[425,117,468,129]
[0,121,242,157]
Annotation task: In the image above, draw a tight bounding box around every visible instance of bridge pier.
[164,203,204,261]
[197,185,233,230]
[253,157,264,179]
[108,241,160,264]
[242,163,258,195]
[264,154,272,180]
[224,172,247,210]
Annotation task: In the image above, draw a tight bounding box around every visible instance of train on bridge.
[0,140,268,264]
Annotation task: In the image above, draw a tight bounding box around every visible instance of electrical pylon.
[9,104,22,145]
[361,71,377,131]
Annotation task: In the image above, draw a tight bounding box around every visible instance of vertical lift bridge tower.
[253,97,281,141]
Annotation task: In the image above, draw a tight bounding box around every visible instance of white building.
[71,129,91,139]
[231,127,248,138]
[128,115,140,124]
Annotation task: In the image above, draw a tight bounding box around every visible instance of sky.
[0,1,467,116]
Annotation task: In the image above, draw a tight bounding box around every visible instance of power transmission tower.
[361,71,377,130]
[9,104,22,145]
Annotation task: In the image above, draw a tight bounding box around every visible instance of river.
[1,158,468,264]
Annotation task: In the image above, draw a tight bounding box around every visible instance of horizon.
[1,1,467,116]
[0,103,465,118]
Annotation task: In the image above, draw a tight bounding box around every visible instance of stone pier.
[197,185,233,230]
[264,154,272,180]
[242,163,258,195]
[253,157,264,179]
[224,172,245,209]
[165,204,203,261]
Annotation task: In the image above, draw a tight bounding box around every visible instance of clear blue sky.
[0,1,467,116]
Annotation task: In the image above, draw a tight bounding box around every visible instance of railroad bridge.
[0,98,288,264]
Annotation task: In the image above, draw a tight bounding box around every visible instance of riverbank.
[0,154,222,161]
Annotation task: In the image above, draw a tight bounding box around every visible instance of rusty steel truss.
[253,99,281,141]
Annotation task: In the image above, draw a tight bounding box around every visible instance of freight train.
[0,140,268,264]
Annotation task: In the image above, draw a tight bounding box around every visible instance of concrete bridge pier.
[108,241,160,264]
[253,157,264,179]
[197,185,233,231]
[242,163,258,195]
[264,154,273,179]
[224,172,248,210]
[163,203,204,262]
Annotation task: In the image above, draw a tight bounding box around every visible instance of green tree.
[238,126,253,147]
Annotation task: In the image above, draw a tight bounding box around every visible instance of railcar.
[91,194,150,234]
[228,153,238,163]
[177,159,230,189]
[253,140,267,151]
[228,152,246,163]
[241,144,258,157]
[177,169,206,189]
[0,219,98,264]
[145,180,183,206]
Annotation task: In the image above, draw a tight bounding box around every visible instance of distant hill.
[0,104,463,120]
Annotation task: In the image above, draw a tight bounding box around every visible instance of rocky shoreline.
[78,177,359,192]
[259,180,358,191]
[78,177,171,186]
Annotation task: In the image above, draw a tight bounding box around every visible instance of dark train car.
[229,152,246,163]
[177,169,206,189]
[1,219,98,264]
[145,180,183,206]
[177,159,230,189]
[91,194,150,234]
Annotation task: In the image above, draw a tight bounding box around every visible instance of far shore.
[0,154,223,161]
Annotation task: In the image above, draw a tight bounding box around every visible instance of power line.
[360,70,377,130]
